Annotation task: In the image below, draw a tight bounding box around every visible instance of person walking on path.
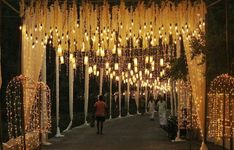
[147,97,155,120]
[157,96,167,128]
[94,95,106,135]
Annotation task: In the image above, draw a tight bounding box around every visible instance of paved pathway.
[42,115,221,150]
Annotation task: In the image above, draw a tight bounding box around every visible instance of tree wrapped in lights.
[4,75,51,150]
[207,74,234,149]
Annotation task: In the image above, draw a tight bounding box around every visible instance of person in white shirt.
[147,97,155,120]
[157,96,167,128]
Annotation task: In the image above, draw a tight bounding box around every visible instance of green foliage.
[169,38,188,81]
[170,30,206,81]
[189,30,206,65]
[170,55,188,81]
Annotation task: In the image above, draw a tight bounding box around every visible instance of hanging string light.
[19,1,207,145]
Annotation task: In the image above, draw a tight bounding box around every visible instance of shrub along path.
[42,114,222,150]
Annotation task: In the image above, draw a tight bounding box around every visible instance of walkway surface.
[42,115,221,150]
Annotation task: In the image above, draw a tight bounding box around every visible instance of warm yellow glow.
[136,74,139,79]
[69,54,74,61]
[105,62,109,69]
[114,63,119,70]
[128,63,131,70]
[73,63,76,69]
[117,48,122,56]
[149,56,153,63]
[112,45,116,54]
[21,3,207,142]
[133,58,138,67]
[130,70,134,76]
[96,48,100,56]
[150,73,152,78]
[112,71,116,76]
[57,45,63,56]
[84,56,88,65]
[60,56,64,64]
[93,65,97,71]
[134,67,138,73]
[125,72,128,78]
[139,71,142,77]
[88,66,93,74]
[110,73,113,79]
[82,42,85,52]
[100,48,105,57]
[160,71,163,77]
[145,56,149,64]
[160,58,164,67]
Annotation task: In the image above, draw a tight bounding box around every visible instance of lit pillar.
[136,81,140,114]
[64,59,74,131]
[118,77,122,118]
[127,80,130,116]
[99,68,104,95]
[170,80,174,116]
[109,77,112,119]
[55,52,64,137]
[145,87,148,113]
[175,81,183,142]
[173,81,177,116]
[84,64,89,125]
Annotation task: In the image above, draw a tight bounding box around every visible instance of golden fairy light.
[160,58,164,67]
[6,75,51,149]
[19,0,207,92]
[84,56,89,65]
[207,74,234,143]
[60,56,64,64]
[105,62,109,69]
[19,1,208,147]
[114,63,119,70]
[57,45,62,56]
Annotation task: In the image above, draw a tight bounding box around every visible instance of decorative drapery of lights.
[19,0,206,89]
[18,1,208,149]
[20,0,206,52]
[207,74,234,146]
[177,80,191,129]
[175,79,200,134]
[5,75,51,149]
[36,82,52,133]
[183,24,207,149]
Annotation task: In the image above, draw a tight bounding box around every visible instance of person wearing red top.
[94,95,106,135]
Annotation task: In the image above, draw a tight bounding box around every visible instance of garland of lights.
[19,0,206,89]
[5,75,51,149]
[207,74,234,144]
[175,80,199,131]
[36,82,52,133]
